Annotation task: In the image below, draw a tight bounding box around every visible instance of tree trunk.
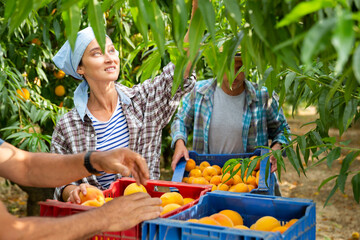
[18,186,54,216]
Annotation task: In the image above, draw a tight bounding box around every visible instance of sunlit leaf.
[277,0,334,27]
[172,0,188,51]
[8,0,33,34]
[130,5,148,45]
[198,0,215,42]
[149,2,165,56]
[285,72,296,91]
[188,9,205,62]
[223,0,242,27]
[353,45,360,84]
[62,4,81,50]
[88,0,106,53]
[301,18,335,66]
[171,55,187,96]
[331,9,354,74]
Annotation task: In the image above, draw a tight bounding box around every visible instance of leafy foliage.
[1,0,360,204]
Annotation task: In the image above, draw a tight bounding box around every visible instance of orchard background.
[0,0,359,235]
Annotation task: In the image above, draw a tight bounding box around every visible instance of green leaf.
[344,77,358,103]
[149,2,165,56]
[273,149,283,180]
[223,0,242,27]
[248,1,267,44]
[53,19,61,40]
[324,181,338,207]
[62,4,81,51]
[277,0,334,27]
[353,45,360,84]
[58,0,82,11]
[198,0,215,42]
[137,51,161,83]
[318,175,337,191]
[338,173,347,194]
[264,66,275,96]
[327,147,341,168]
[216,33,243,85]
[331,9,354,74]
[171,55,187,96]
[340,151,358,175]
[286,147,301,176]
[298,135,307,156]
[309,131,324,146]
[285,72,296,91]
[188,9,205,62]
[8,0,34,34]
[88,0,106,53]
[130,6,148,45]
[296,145,306,176]
[4,0,16,21]
[301,18,335,66]
[42,23,51,49]
[172,0,188,51]
[279,82,286,108]
[343,99,358,131]
[352,173,360,203]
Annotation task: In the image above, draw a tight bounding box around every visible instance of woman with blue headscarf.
[51,1,198,203]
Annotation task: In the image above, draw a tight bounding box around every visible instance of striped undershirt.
[87,97,129,189]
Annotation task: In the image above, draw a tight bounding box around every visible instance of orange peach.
[123,183,147,196]
[210,213,234,227]
[79,187,105,204]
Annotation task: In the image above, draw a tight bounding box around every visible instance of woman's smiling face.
[76,37,120,83]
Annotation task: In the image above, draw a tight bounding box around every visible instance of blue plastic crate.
[142,192,316,240]
[171,149,275,195]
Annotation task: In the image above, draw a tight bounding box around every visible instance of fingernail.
[76,200,80,204]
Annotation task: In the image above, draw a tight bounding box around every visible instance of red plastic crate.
[39,177,211,240]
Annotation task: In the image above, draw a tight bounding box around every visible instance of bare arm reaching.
[0,192,161,240]
[0,142,149,188]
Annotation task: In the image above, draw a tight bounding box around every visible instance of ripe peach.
[210,213,234,227]
[123,183,147,196]
[79,187,105,204]
[160,192,184,207]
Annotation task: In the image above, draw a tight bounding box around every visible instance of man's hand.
[101,192,162,232]
[171,140,189,171]
[91,148,149,186]
[270,143,282,173]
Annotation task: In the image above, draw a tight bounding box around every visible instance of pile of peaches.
[182,156,261,192]
[186,209,298,234]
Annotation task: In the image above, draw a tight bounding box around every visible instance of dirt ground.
[0,107,359,239]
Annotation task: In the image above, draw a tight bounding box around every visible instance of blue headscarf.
[53,27,96,80]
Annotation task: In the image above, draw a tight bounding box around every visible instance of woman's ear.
[77,65,84,75]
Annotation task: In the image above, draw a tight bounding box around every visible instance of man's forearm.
[0,142,89,187]
[1,204,106,240]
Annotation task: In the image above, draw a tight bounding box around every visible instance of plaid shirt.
[51,62,195,200]
[171,78,290,153]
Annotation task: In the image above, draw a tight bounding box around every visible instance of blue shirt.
[0,138,4,145]
[171,78,290,154]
